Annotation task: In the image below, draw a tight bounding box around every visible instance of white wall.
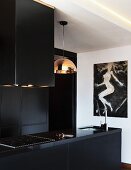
[77,45,131,164]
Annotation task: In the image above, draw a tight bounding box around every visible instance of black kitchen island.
[0,127,121,170]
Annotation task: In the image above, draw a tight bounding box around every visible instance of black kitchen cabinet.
[0,0,54,86]
[68,132,121,170]
[49,74,77,131]
[0,129,121,170]
[0,144,68,170]
[49,49,77,131]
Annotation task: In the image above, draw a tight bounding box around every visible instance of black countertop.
[0,126,121,158]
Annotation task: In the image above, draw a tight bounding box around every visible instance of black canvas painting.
[94,61,128,118]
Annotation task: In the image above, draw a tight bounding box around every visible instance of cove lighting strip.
[33,0,54,9]
[72,0,131,31]
[90,0,131,26]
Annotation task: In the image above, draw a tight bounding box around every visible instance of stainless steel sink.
[79,126,100,131]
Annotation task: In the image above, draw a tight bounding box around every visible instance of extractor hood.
[0,0,54,87]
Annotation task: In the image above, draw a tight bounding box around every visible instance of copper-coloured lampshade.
[54,58,77,74]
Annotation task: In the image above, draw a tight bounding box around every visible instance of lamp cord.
[62,25,65,59]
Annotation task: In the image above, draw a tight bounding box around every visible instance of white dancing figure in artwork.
[96,63,124,114]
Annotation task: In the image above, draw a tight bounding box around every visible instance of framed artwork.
[94,60,128,118]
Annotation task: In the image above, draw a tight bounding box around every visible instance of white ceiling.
[42,0,131,53]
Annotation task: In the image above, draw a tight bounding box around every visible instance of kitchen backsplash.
[0,87,49,138]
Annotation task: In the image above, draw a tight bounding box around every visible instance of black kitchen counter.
[0,126,121,157]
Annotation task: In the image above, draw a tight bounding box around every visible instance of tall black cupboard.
[0,0,54,86]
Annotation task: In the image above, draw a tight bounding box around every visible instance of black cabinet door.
[21,88,48,125]
[49,74,76,131]
[0,87,21,137]
[0,87,21,126]
[0,144,68,170]
[0,0,54,86]
[69,132,121,170]
[16,0,54,86]
[20,88,49,135]
[0,0,15,85]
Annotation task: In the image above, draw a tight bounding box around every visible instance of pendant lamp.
[54,21,77,74]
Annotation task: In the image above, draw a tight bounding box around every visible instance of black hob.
[0,135,55,149]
